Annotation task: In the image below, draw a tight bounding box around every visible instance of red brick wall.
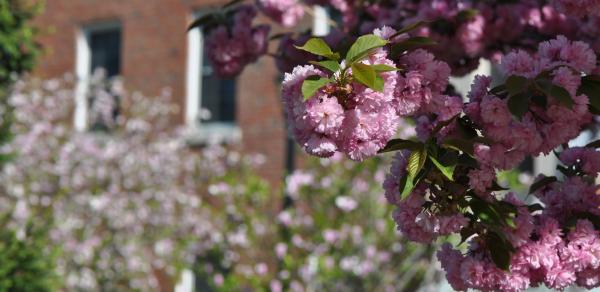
[32,0,288,185]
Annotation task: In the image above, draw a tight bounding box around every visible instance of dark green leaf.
[585,139,600,148]
[536,78,574,109]
[222,0,244,8]
[187,14,216,31]
[295,38,340,60]
[456,8,479,22]
[527,203,544,213]
[442,137,475,157]
[528,175,557,194]
[507,92,530,120]
[351,63,377,89]
[391,21,430,37]
[390,37,437,56]
[429,155,455,181]
[490,84,506,95]
[578,75,600,113]
[486,232,512,271]
[345,34,388,63]
[489,181,508,191]
[309,60,340,73]
[301,76,330,101]
[531,94,548,109]
[378,139,423,153]
[505,75,529,96]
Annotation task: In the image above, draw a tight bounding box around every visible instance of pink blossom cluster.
[439,216,600,291]
[257,0,305,27]
[205,5,270,77]
[465,36,596,171]
[282,28,451,160]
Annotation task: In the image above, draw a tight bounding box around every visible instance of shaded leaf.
[536,78,574,109]
[528,175,557,194]
[301,75,330,100]
[222,0,244,8]
[390,37,437,56]
[187,14,216,31]
[585,139,600,148]
[578,75,600,113]
[505,75,529,96]
[442,137,475,157]
[378,139,423,153]
[486,232,512,271]
[507,92,530,120]
[392,20,430,37]
[527,203,544,213]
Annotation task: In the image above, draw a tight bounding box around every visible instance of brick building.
[32,0,316,184]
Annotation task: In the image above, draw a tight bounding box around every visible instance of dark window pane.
[90,28,121,77]
[200,46,236,123]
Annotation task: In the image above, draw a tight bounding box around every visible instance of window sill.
[184,122,242,146]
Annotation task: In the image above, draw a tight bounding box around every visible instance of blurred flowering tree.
[193,0,600,290]
[0,74,437,291]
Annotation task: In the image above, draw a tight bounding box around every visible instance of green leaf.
[373,75,384,92]
[301,76,330,101]
[370,64,399,72]
[295,38,340,60]
[407,147,427,179]
[398,173,415,200]
[390,36,437,56]
[507,92,530,120]
[505,75,529,97]
[429,155,455,181]
[531,94,548,109]
[351,63,377,89]
[528,175,557,194]
[536,79,574,109]
[378,139,423,153]
[309,60,340,73]
[486,232,512,271]
[345,34,388,63]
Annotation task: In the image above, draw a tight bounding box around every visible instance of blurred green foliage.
[0,0,40,164]
[0,222,60,292]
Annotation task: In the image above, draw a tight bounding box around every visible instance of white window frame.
[185,11,241,145]
[74,21,121,131]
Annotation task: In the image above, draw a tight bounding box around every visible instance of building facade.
[32,0,302,184]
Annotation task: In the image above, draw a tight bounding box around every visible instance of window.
[75,22,122,131]
[185,12,240,145]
